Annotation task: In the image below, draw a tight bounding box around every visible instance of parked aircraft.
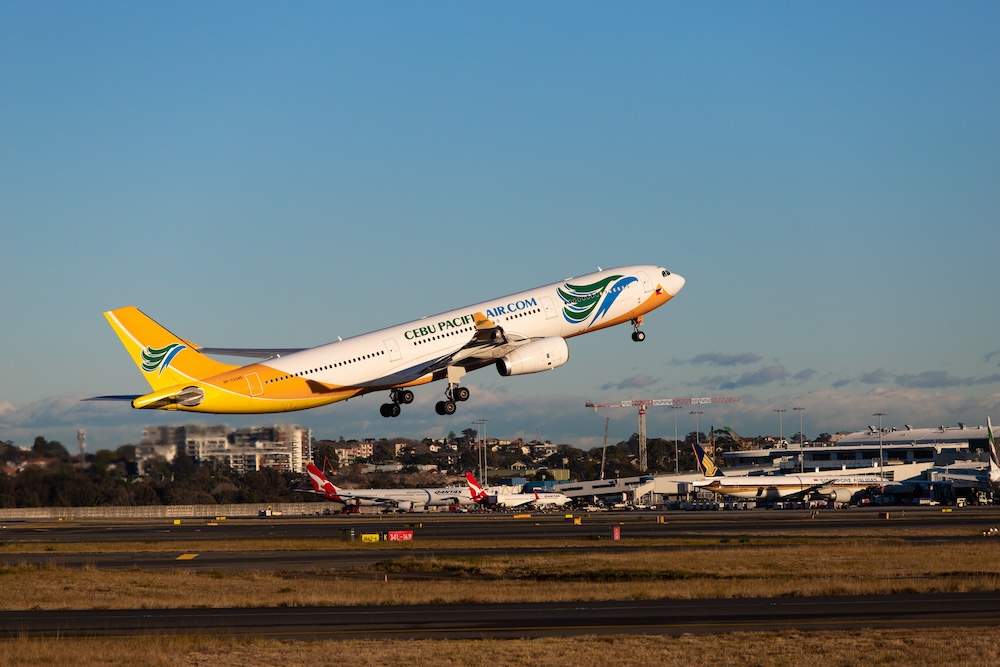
[305,463,473,512]
[930,417,1000,489]
[690,442,883,503]
[466,472,571,508]
[91,265,684,416]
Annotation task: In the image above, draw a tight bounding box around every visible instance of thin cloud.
[675,353,762,367]
[600,374,657,391]
[895,371,1000,389]
[837,368,1000,390]
[860,369,891,385]
[720,365,788,390]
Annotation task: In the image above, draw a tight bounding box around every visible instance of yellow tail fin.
[104,306,238,391]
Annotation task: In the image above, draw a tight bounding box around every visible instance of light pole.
[793,406,806,473]
[671,405,682,473]
[774,408,787,446]
[473,419,489,484]
[873,412,885,479]
[690,410,704,450]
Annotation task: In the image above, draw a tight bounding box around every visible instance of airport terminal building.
[551,423,993,507]
[721,423,990,477]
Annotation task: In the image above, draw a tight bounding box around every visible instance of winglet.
[473,312,495,330]
[468,311,507,346]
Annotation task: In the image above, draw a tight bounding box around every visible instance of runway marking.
[176,554,199,560]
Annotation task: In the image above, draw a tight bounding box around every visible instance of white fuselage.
[336,486,476,509]
[700,475,885,500]
[256,265,683,394]
[479,491,572,508]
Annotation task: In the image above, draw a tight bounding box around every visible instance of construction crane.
[714,426,754,451]
[586,396,740,471]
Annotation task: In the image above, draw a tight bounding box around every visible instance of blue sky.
[2,2,998,452]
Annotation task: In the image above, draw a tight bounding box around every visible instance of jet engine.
[395,501,414,512]
[815,487,854,503]
[496,337,569,376]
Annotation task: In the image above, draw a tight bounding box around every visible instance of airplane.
[91,265,685,417]
[926,417,1000,490]
[465,472,571,508]
[305,463,473,512]
[690,441,884,503]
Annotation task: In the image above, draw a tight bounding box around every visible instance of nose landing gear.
[631,316,646,342]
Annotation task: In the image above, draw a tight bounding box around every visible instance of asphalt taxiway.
[4,593,1000,640]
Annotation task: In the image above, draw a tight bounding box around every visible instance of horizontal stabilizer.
[83,395,142,401]
[132,385,205,410]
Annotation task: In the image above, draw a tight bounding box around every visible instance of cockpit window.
[662,269,671,277]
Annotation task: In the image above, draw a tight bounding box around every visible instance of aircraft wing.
[194,346,306,359]
[201,312,508,366]
[351,312,530,390]
[327,489,394,505]
[495,494,534,508]
[786,478,884,500]
[423,311,537,373]
[434,495,466,506]
[932,471,987,484]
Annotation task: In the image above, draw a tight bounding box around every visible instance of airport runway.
[3,592,1000,640]
[3,508,999,640]
[3,507,997,573]
[5,505,996,547]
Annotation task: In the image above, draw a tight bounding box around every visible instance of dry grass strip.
[2,629,999,667]
[3,540,1000,610]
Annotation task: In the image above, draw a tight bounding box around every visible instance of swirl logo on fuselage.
[557,275,637,327]
[141,343,187,376]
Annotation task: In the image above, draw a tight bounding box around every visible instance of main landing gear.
[382,367,470,418]
[435,383,470,416]
[379,383,471,418]
[379,388,414,418]
[631,316,646,342]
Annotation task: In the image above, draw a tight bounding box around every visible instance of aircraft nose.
[665,272,685,296]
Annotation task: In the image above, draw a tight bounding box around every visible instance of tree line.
[1,429,732,508]
[0,437,307,508]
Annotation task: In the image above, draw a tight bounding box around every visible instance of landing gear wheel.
[396,389,414,404]
[453,386,470,402]
[631,330,646,342]
[435,400,457,416]
[380,403,402,418]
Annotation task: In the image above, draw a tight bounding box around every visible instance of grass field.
[2,629,999,667]
[3,538,1000,610]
